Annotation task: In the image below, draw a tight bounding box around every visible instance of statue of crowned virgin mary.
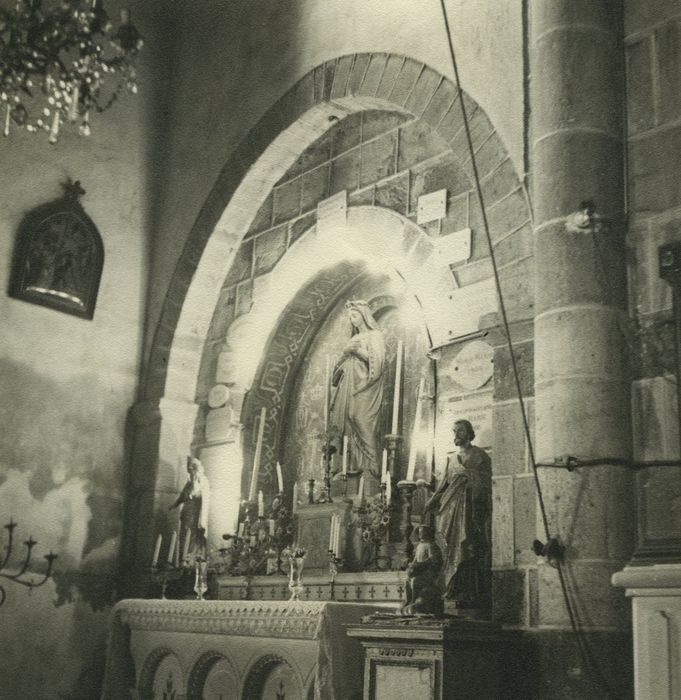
[329,300,386,492]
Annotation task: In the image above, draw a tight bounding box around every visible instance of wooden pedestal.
[346,616,502,700]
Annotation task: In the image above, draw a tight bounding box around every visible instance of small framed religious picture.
[8,180,104,320]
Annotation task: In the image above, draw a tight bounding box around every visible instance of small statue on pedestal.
[169,456,210,558]
[400,525,444,616]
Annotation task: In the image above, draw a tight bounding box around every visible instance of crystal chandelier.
[1,0,143,143]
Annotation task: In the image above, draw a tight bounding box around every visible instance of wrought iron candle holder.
[0,519,57,606]
[397,480,418,567]
[328,551,343,600]
[150,560,185,600]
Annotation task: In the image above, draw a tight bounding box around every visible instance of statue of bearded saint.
[329,300,386,492]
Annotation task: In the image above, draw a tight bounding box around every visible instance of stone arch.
[241,652,304,700]
[145,52,530,405]
[137,647,182,700]
[186,651,239,700]
[133,52,532,576]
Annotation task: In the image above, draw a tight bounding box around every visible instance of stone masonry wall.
[625,0,681,552]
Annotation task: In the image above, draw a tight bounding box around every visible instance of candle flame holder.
[0,519,57,606]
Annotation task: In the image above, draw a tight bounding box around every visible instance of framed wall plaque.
[8,180,104,320]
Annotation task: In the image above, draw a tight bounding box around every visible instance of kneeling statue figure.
[400,525,444,616]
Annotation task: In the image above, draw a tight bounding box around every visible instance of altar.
[101,599,384,700]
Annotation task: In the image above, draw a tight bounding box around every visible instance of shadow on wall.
[0,357,126,609]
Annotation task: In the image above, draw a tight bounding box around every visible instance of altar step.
[217,570,407,604]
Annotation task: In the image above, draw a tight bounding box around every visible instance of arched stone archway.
[123,52,532,591]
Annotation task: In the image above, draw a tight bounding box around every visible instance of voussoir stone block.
[404,67,441,117]
[389,59,423,108]
[347,53,370,95]
[375,54,404,100]
[358,53,387,97]
[330,55,354,98]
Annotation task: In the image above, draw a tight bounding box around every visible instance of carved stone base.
[346,616,503,700]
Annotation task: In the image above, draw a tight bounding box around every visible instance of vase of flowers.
[283,545,307,600]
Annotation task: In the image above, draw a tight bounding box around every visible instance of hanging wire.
[437,2,619,697]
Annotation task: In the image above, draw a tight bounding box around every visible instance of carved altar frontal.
[102,599,383,700]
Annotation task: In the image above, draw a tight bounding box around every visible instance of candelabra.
[150,559,185,600]
[222,493,295,577]
[0,519,57,606]
[397,480,417,567]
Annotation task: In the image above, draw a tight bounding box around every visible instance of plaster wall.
[0,2,170,697]
[145,0,525,371]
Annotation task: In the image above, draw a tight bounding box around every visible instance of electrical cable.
[437,2,619,697]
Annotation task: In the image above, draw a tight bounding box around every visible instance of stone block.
[492,569,526,625]
[480,158,521,209]
[272,177,301,224]
[492,476,514,567]
[289,212,316,246]
[330,148,360,194]
[300,163,330,213]
[454,257,493,287]
[534,220,627,313]
[469,226,491,262]
[625,0,680,34]
[347,53,370,95]
[494,338,534,401]
[535,306,629,385]
[323,60,336,101]
[440,191,469,235]
[362,110,411,142]
[348,187,374,207]
[531,1,614,37]
[536,560,630,628]
[473,132,509,180]
[253,225,287,275]
[248,193,273,233]
[450,107,494,160]
[376,54,404,100]
[656,20,681,124]
[626,37,655,135]
[493,223,533,268]
[331,111,362,157]
[533,28,621,138]
[359,53,387,96]
[631,376,679,462]
[205,404,235,442]
[283,130,333,181]
[404,67,441,117]
[313,64,325,103]
[397,120,448,172]
[235,279,253,317]
[389,58,423,107]
[437,97,465,142]
[360,132,397,187]
[410,154,470,211]
[421,79,458,129]
[330,54,354,98]
[514,476,538,566]
[533,129,624,223]
[492,401,527,476]
[486,189,531,241]
[224,239,253,287]
[374,173,408,214]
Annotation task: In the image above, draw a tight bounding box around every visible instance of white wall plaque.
[435,227,471,265]
[417,188,447,224]
[207,383,230,408]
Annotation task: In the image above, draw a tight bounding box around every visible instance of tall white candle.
[324,356,330,431]
[333,514,341,557]
[342,435,348,474]
[276,462,284,494]
[152,534,162,567]
[381,449,388,483]
[358,474,365,503]
[391,340,403,434]
[292,482,299,514]
[425,411,434,482]
[238,522,245,538]
[167,531,177,564]
[248,407,267,502]
[385,471,392,506]
[174,532,181,566]
[406,378,425,481]
[182,532,191,561]
[257,490,264,518]
[269,519,276,537]
[328,514,335,551]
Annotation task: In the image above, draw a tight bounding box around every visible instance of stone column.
[531,0,634,694]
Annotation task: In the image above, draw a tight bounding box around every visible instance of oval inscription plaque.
[451,340,494,391]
